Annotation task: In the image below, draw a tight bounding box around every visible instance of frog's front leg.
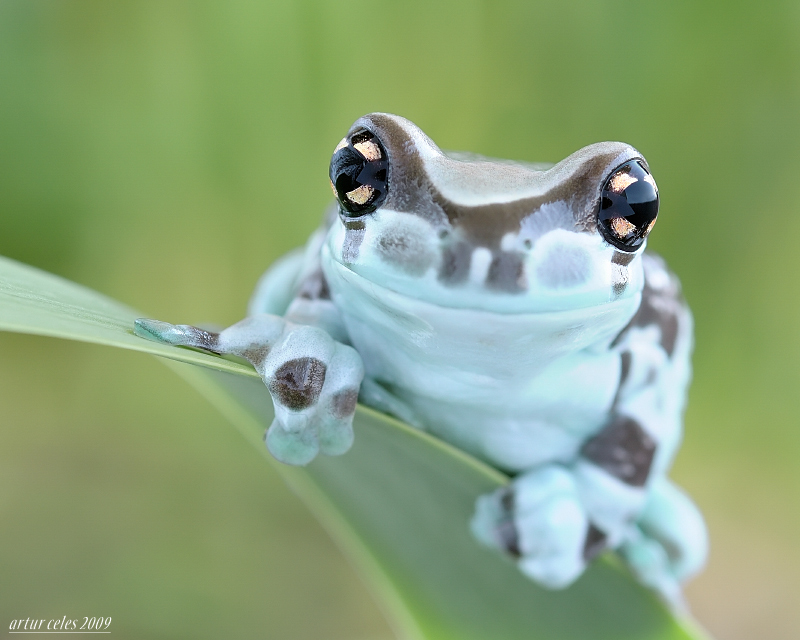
[134,315,363,466]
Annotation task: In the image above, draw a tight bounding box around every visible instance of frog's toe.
[471,465,591,589]
[265,417,320,466]
[620,533,683,607]
[134,318,221,352]
[471,488,512,551]
[134,318,192,345]
[514,494,587,588]
[317,389,358,455]
[264,384,358,464]
[134,318,173,342]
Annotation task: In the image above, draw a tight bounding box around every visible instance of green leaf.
[0,255,259,379]
[0,255,712,640]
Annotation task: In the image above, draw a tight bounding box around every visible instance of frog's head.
[326,113,658,315]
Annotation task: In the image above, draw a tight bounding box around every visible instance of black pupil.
[329,130,388,216]
[597,159,659,251]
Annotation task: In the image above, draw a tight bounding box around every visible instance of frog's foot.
[135,315,364,466]
[471,465,593,589]
[619,530,684,608]
[619,478,708,607]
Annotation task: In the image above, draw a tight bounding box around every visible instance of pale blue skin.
[135,113,707,603]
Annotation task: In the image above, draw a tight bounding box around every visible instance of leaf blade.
[0,255,258,378]
[0,255,712,640]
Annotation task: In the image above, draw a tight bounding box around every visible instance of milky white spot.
[647,264,671,290]
[469,247,493,285]
[500,232,518,252]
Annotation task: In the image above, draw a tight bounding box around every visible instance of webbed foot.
[471,465,595,589]
[619,478,708,607]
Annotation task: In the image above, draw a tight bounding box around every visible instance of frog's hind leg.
[619,477,708,607]
[472,465,591,589]
[134,315,364,466]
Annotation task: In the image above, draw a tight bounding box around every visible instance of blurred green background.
[1,1,798,638]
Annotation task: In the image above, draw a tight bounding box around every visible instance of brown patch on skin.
[612,350,633,408]
[376,230,434,276]
[611,251,636,267]
[269,357,327,410]
[497,488,521,558]
[620,350,632,384]
[344,218,366,231]
[377,234,410,255]
[500,486,514,511]
[583,524,608,561]
[242,344,270,367]
[355,113,634,250]
[580,416,656,487]
[657,313,679,356]
[297,269,331,301]
[496,520,521,558]
[438,241,472,284]
[612,282,628,297]
[487,252,526,293]
[331,389,358,419]
[172,325,221,353]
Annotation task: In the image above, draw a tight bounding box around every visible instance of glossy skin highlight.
[135,113,706,603]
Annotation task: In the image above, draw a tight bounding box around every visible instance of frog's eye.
[597,160,659,252]
[329,129,389,217]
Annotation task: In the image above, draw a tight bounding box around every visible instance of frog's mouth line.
[325,250,642,318]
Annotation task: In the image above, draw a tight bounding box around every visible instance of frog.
[134,112,707,603]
